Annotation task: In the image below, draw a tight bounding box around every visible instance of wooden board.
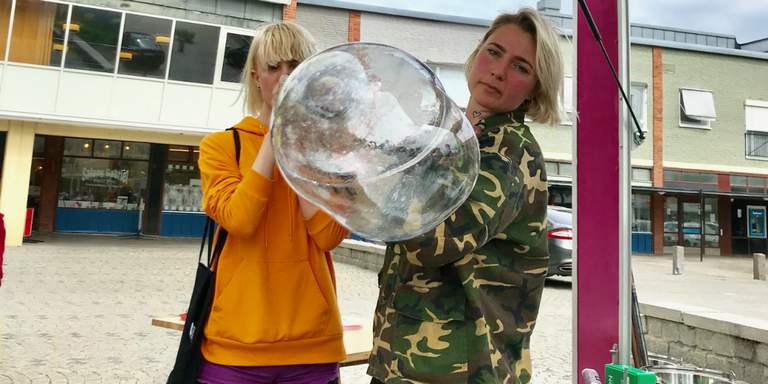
[152,316,371,366]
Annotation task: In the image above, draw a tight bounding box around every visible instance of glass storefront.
[58,138,149,210]
[662,196,719,249]
[163,145,202,212]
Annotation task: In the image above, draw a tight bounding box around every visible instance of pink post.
[576,0,619,381]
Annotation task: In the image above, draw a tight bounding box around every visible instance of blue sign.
[747,206,767,239]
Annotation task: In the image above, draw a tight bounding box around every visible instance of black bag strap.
[198,128,241,268]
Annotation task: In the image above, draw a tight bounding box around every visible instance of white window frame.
[214,27,257,90]
[679,88,716,129]
[745,99,768,161]
[629,82,648,132]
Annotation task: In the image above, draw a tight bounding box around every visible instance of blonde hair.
[465,8,563,125]
[243,22,316,115]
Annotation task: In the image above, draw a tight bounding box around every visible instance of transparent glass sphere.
[271,43,480,241]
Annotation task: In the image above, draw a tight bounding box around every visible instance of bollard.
[753,253,766,281]
[673,246,684,275]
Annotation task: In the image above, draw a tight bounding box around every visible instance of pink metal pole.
[575,0,620,381]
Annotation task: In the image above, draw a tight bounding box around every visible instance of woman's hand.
[251,129,275,179]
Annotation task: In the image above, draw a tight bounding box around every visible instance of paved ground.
[7,236,766,383]
[0,234,572,383]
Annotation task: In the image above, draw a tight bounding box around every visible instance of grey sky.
[342,0,767,43]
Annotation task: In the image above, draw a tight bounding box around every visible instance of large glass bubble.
[271,43,480,241]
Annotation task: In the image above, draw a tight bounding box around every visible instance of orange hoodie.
[198,116,349,366]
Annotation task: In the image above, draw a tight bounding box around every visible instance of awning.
[680,88,717,121]
[746,100,768,133]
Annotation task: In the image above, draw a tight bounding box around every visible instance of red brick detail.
[283,0,297,21]
[718,173,731,192]
[348,11,361,42]
[652,47,664,188]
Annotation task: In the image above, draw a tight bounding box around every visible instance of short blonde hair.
[243,22,316,115]
[465,8,563,125]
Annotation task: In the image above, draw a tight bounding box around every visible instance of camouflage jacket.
[367,110,549,383]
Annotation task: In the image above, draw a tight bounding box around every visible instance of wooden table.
[152,316,371,367]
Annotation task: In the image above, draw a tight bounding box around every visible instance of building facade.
[1,0,766,255]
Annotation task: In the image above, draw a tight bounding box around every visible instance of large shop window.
[64,5,121,73]
[58,138,149,210]
[631,194,651,233]
[168,21,220,84]
[164,145,202,212]
[8,0,68,66]
[118,14,172,79]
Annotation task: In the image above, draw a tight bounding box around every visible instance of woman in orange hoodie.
[197,22,349,384]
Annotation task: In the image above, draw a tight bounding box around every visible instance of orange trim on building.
[348,11,361,42]
[283,0,297,21]
[652,47,664,188]
[652,47,665,255]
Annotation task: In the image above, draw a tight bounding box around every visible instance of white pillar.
[754,253,766,281]
[673,245,685,275]
[0,120,35,246]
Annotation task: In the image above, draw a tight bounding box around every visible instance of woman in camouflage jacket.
[368,8,564,384]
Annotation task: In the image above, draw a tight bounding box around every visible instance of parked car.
[547,205,573,277]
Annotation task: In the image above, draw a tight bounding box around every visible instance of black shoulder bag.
[167,128,240,383]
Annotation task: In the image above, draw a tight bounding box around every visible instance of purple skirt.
[198,359,339,384]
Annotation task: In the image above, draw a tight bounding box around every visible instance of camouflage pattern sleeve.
[391,123,526,268]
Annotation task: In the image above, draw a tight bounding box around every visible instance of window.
[168,21,220,84]
[93,139,122,158]
[64,138,94,157]
[679,88,716,129]
[164,145,202,212]
[221,32,253,83]
[545,161,573,178]
[429,63,470,109]
[59,157,148,210]
[64,5,121,73]
[558,75,574,124]
[59,137,150,210]
[629,83,647,131]
[8,0,68,67]
[562,75,574,111]
[631,193,651,233]
[118,14,172,79]
[632,167,652,184]
[663,170,718,191]
[122,142,150,160]
[732,175,768,195]
[663,197,678,246]
[745,100,768,159]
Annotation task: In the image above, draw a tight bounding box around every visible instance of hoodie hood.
[234,116,269,136]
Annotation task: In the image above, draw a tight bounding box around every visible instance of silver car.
[546,205,573,277]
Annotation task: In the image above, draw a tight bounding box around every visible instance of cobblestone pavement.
[0,235,571,383]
